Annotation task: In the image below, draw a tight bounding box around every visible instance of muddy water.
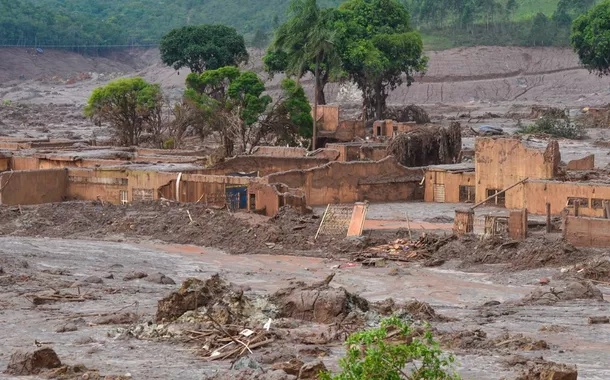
[1,237,610,379]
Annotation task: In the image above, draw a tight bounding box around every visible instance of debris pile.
[384,105,431,124]
[507,355,578,380]
[521,281,604,305]
[25,290,98,305]
[387,122,461,167]
[361,234,455,263]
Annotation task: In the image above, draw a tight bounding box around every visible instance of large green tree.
[85,77,162,146]
[160,25,249,74]
[571,0,610,76]
[264,0,341,106]
[333,0,428,120]
[265,0,342,149]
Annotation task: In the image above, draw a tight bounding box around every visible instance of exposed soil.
[0,202,353,257]
[433,235,600,271]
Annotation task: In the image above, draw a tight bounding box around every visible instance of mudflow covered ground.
[3,46,610,379]
[1,202,610,379]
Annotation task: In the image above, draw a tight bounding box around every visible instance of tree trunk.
[312,58,320,151]
[316,71,328,105]
[375,81,383,121]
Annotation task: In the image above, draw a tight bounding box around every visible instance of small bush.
[320,317,461,380]
[518,116,585,139]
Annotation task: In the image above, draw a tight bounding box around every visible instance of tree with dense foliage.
[265,0,342,149]
[160,25,248,74]
[264,0,341,106]
[571,0,610,76]
[332,0,428,120]
[185,67,312,155]
[320,317,460,380]
[85,78,162,146]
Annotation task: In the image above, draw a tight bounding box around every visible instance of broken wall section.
[563,216,610,247]
[475,138,560,205]
[0,169,68,205]
[265,157,424,206]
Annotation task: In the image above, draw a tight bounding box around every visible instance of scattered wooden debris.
[188,327,274,361]
[25,290,98,305]
[588,316,610,325]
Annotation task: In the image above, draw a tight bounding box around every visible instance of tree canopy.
[332,0,428,119]
[85,78,162,146]
[160,25,248,73]
[185,67,312,155]
[571,0,610,76]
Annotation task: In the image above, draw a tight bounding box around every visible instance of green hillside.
[5,0,598,50]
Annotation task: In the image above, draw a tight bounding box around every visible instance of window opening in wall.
[120,190,129,204]
[567,197,589,208]
[591,198,610,209]
[433,184,445,203]
[486,189,506,207]
[249,194,256,210]
[376,126,382,136]
[459,185,476,203]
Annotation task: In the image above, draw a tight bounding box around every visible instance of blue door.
[225,186,248,210]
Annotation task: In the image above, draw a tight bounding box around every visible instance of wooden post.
[546,202,552,233]
[574,201,580,217]
[605,201,610,219]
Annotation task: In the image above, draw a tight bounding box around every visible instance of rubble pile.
[521,281,604,305]
[387,122,461,167]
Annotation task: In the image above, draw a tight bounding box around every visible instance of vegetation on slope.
[1,0,603,49]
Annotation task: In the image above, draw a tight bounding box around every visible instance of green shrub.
[320,317,461,380]
[518,116,585,139]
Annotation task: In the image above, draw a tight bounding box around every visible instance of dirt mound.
[434,235,595,271]
[0,201,326,255]
[508,356,578,380]
[387,122,461,167]
[5,348,61,376]
[156,274,244,322]
[521,281,604,305]
[272,274,369,324]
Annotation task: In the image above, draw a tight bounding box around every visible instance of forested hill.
[1,0,600,50]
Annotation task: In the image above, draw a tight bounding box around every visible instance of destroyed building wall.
[519,180,610,217]
[334,120,366,140]
[475,138,560,204]
[424,168,476,203]
[566,154,595,170]
[314,105,339,132]
[308,148,341,161]
[0,153,10,172]
[67,168,182,203]
[265,157,424,206]
[0,169,68,205]
[251,146,308,157]
[373,120,417,137]
[159,174,251,203]
[326,143,388,162]
[563,216,610,247]
[204,156,330,177]
[248,182,308,216]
